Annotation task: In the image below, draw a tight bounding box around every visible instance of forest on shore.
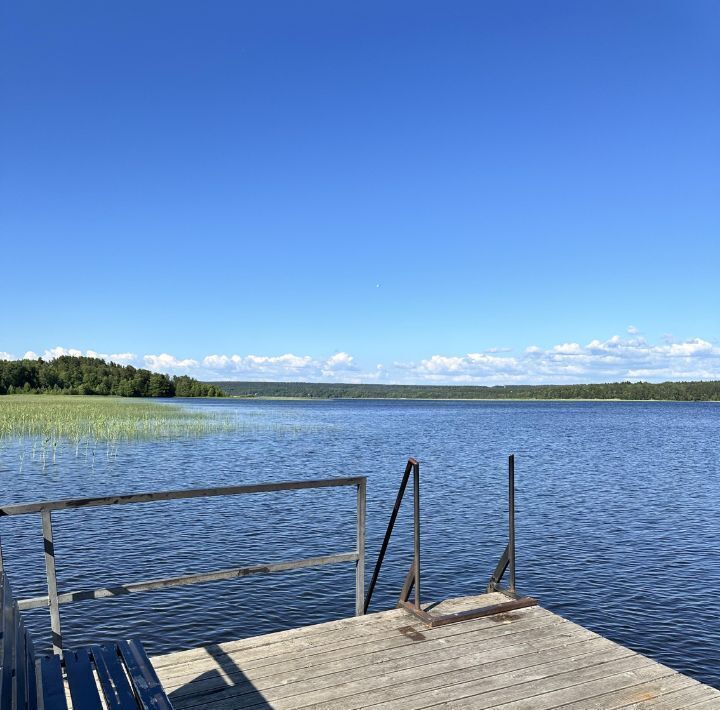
[0,356,224,397]
[214,380,720,401]
[3,356,718,400]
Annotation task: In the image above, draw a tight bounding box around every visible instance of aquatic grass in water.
[0,396,328,472]
[0,396,234,448]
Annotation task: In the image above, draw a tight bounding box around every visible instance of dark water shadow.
[168,643,272,709]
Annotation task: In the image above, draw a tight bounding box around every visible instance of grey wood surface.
[150,593,720,710]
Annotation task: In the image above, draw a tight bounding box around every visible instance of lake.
[0,398,718,688]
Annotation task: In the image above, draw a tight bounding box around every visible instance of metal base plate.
[399,592,538,628]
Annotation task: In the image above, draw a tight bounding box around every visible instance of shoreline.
[226,395,720,403]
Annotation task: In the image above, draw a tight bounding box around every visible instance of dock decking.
[150,593,720,709]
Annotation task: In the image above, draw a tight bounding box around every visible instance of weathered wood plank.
[478,664,682,710]
[231,636,619,710]
[151,606,410,670]
[149,592,720,710]
[170,620,589,709]
[151,592,512,670]
[555,672,697,709]
[166,616,570,696]
[347,648,648,710]
[683,698,720,710]
[626,682,720,710]
[166,604,547,680]
[157,606,554,687]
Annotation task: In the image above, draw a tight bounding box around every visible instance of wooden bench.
[0,571,173,709]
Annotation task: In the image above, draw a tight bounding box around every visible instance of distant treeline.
[0,356,225,397]
[213,380,720,401]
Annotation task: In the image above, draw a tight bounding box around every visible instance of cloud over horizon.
[3,333,720,385]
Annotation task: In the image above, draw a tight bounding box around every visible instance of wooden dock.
[150,593,720,709]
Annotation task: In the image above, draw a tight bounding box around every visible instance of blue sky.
[1,2,718,383]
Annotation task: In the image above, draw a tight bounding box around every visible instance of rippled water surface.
[1,398,718,688]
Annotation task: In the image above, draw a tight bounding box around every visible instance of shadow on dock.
[168,643,272,709]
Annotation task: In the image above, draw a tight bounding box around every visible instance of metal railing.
[487,454,516,594]
[0,476,367,655]
[365,455,536,626]
[363,458,420,613]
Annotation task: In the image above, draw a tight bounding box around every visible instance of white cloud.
[193,351,359,381]
[43,347,82,359]
[324,352,354,368]
[3,334,719,384]
[552,342,583,355]
[6,347,138,365]
[108,352,137,364]
[86,350,137,364]
[627,325,640,334]
[144,353,199,372]
[663,338,713,357]
[393,334,720,384]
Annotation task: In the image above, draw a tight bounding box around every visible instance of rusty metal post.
[413,460,421,610]
[41,510,63,655]
[508,454,516,594]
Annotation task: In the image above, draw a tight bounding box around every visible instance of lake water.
[1,398,718,688]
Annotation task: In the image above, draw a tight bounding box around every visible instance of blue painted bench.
[0,571,172,709]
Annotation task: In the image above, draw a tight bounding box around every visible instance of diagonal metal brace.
[397,563,415,606]
[487,543,509,593]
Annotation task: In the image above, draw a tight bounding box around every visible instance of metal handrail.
[487,455,516,594]
[0,476,367,655]
[364,458,420,613]
[365,454,521,618]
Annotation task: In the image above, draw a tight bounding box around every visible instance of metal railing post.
[413,460,421,610]
[364,459,414,613]
[41,510,63,655]
[508,454,516,594]
[355,478,366,616]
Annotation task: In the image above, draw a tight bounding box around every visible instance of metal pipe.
[0,477,365,516]
[19,552,358,610]
[508,454,516,593]
[355,479,366,616]
[413,460,421,610]
[41,510,62,656]
[363,459,414,613]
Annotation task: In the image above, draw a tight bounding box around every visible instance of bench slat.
[117,640,172,710]
[90,644,137,710]
[1,576,16,710]
[26,640,37,710]
[0,573,5,667]
[65,647,103,710]
[1,572,172,710]
[13,613,26,710]
[37,654,68,710]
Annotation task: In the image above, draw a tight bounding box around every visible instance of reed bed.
[0,395,233,446]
